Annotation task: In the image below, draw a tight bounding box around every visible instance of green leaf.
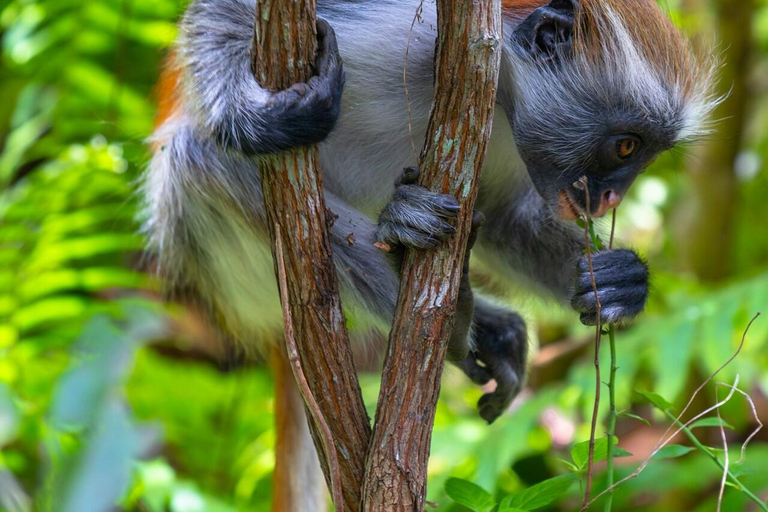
[619,411,651,426]
[570,437,630,469]
[558,458,580,473]
[500,474,576,510]
[653,445,696,460]
[444,478,496,512]
[637,390,673,412]
[689,417,735,430]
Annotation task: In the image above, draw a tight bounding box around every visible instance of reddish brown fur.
[154,54,181,134]
[502,0,547,22]
[574,0,704,98]
[502,0,705,100]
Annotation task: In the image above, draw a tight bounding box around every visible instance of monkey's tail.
[271,349,329,512]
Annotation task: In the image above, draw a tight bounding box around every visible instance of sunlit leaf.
[444,478,496,512]
[571,437,629,470]
[500,474,577,510]
[690,417,735,430]
[653,445,696,460]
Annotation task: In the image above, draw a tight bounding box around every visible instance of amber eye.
[616,138,637,159]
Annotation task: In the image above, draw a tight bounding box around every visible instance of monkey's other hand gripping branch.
[376,168,526,424]
[374,167,483,360]
[571,249,649,326]
[227,19,344,154]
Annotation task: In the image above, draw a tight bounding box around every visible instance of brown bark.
[679,0,754,281]
[251,3,371,511]
[361,0,502,510]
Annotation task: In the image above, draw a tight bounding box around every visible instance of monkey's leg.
[457,300,528,424]
[271,349,328,512]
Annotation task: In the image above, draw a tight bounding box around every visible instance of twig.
[715,383,764,464]
[715,383,729,512]
[403,0,425,161]
[659,380,768,512]
[579,176,603,511]
[274,228,344,512]
[609,208,617,250]
[644,314,760,465]
[580,195,620,512]
[585,314,765,511]
[602,207,619,512]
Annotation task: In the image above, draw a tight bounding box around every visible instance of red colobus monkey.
[146,0,717,509]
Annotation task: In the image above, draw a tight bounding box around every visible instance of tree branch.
[251,3,371,510]
[361,1,502,509]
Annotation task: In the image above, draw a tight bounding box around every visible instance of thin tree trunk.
[361,0,502,509]
[251,3,371,510]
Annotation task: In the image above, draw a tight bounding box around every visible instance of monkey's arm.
[481,186,649,326]
[178,0,343,154]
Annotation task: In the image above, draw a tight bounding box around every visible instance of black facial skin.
[558,123,675,218]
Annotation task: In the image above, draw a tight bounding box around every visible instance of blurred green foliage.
[0,0,767,511]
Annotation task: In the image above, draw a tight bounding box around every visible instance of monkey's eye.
[616,138,638,159]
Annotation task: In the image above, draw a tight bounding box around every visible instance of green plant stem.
[603,325,617,512]
[585,217,619,512]
[662,410,768,512]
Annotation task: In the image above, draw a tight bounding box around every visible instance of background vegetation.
[1,0,767,510]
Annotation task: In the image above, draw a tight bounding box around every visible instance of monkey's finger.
[575,262,647,292]
[456,353,493,386]
[381,203,456,239]
[392,186,460,217]
[397,166,420,186]
[576,249,646,274]
[572,283,647,313]
[466,210,486,250]
[315,18,340,75]
[477,364,519,424]
[375,223,443,250]
[579,313,598,326]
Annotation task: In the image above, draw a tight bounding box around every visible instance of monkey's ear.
[513,0,577,64]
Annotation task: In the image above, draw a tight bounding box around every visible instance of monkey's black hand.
[571,249,649,326]
[263,18,345,148]
[375,167,461,250]
[457,303,527,424]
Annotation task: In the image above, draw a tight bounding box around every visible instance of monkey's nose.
[594,190,622,217]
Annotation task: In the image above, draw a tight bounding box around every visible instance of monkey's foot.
[457,302,527,424]
[571,249,649,326]
[375,167,462,250]
[264,18,345,147]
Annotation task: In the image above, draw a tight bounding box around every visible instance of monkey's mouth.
[557,190,583,221]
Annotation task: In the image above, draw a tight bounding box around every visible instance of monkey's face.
[503,0,718,221]
[515,117,674,221]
